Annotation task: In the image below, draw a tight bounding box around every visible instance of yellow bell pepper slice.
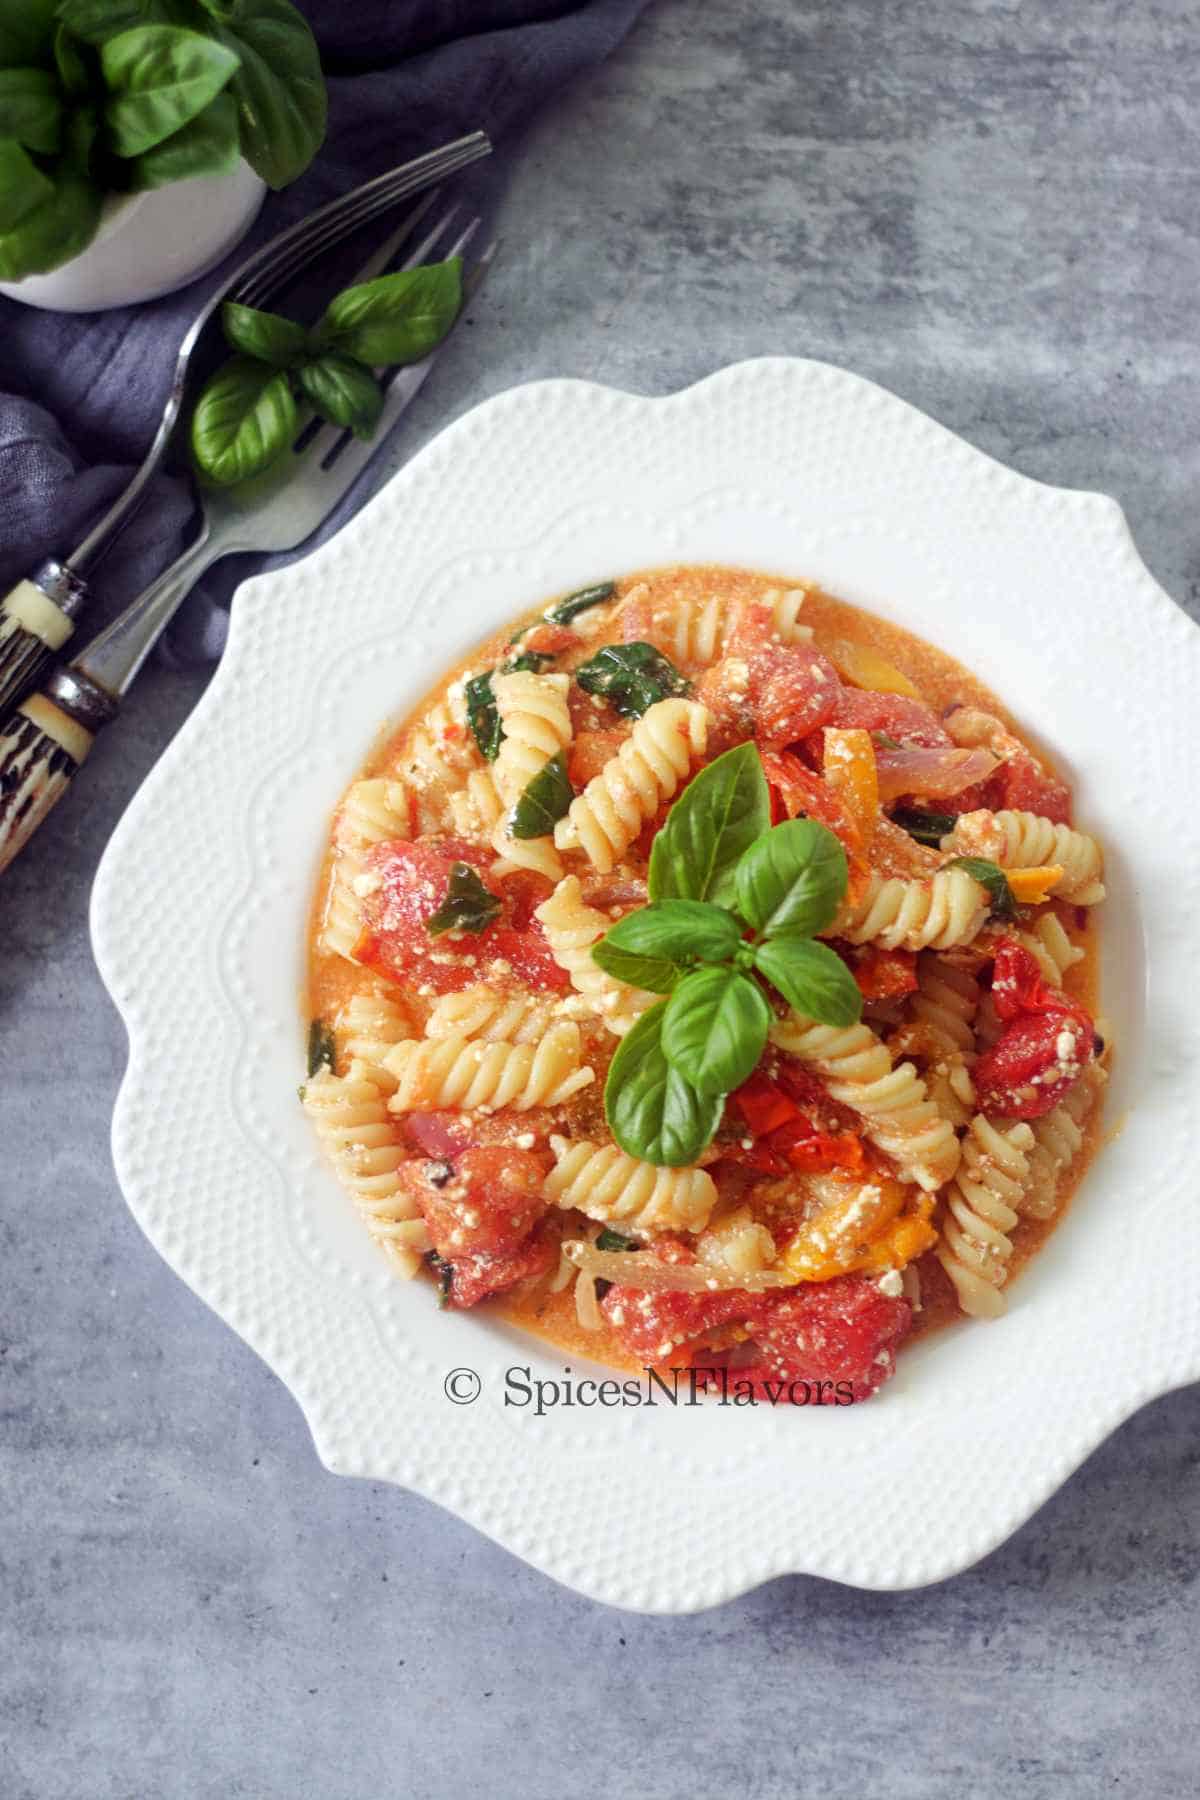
[780,1174,906,1283]
[823,726,879,851]
[823,636,922,699]
[1006,864,1065,905]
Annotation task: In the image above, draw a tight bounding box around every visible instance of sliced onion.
[875,745,998,802]
[403,1110,473,1158]
[562,1240,797,1293]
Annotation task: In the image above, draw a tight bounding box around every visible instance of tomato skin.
[827,687,952,750]
[568,727,626,788]
[993,750,1072,823]
[408,1145,548,1261]
[836,942,919,1000]
[601,1286,771,1363]
[521,622,578,657]
[749,1277,912,1400]
[443,1230,557,1309]
[974,1009,1095,1120]
[356,840,567,994]
[757,646,842,748]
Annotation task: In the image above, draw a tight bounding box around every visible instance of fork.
[0,130,491,721]
[0,210,493,876]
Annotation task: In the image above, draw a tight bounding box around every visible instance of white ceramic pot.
[0,160,266,314]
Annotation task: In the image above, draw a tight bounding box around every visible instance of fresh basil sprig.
[0,3,326,282]
[946,854,1017,921]
[425,862,502,938]
[575,641,690,720]
[191,258,463,485]
[892,806,958,847]
[598,748,862,1166]
[510,750,573,839]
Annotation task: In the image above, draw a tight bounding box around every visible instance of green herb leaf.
[203,0,326,190]
[591,898,742,995]
[0,0,59,66]
[509,750,573,840]
[0,67,64,154]
[575,640,691,720]
[595,1226,639,1252]
[648,741,770,909]
[945,855,1017,921]
[0,152,99,279]
[222,298,308,366]
[0,138,55,235]
[314,258,462,366]
[425,1248,454,1307]
[752,936,862,1027]
[101,24,240,159]
[54,0,183,44]
[190,355,297,485]
[127,86,240,186]
[54,23,90,98]
[590,939,683,998]
[506,650,556,674]
[604,1000,723,1167]
[299,354,384,438]
[735,817,848,939]
[660,965,770,1097]
[425,861,502,938]
[872,731,904,751]
[464,670,501,761]
[544,581,616,625]
[306,1015,335,1076]
[891,807,958,847]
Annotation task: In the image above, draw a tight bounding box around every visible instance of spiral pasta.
[1013,911,1086,988]
[321,857,367,961]
[827,867,989,953]
[911,955,980,1054]
[337,989,416,1083]
[770,1015,961,1190]
[400,695,475,796]
[447,766,504,839]
[491,670,572,802]
[935,1115,1036,1318]
[383,1023,593,1113]
[554,698,710,872]
[336,778,413,851]
[621,585,810,668]
[943,809,1105,905]
[534,875,657,1036]
[545,1136,719,1233]
[423,983,558,1045]
[1022,1062,1105,1220]
[302,1062,429,1277]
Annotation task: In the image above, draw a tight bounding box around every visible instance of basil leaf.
[55,0,185,43]
[222,299,307,366]
[510,750,573,840]
[735,818,848,939]
[204,0,326,189]
[506,650,555,674]
[54,24,90,98]
[575,641,691,720]
[128,85,240,185]
[306,1016,335,1076]
[190,356,297,486]
[604,1000,723,1167]
[891,806,958,848]
[601,899,743,965]
[315,259,462,366]
[661,966,770,1097]
[595,1226,639,1252]
[0,153,99,279]
[648,741,770,909]
[425,1248,454,1307]
[425,862,501,938]
[752,936,862,1027]
[0,139,55,235]
[946,855,1017,921]
[464,670,501,761]
[590,940,681,996]
[0,0,58,66]
[544,581,616,625]
[101,25,240,159]
[299,354,384,438]
[0,68,64,154]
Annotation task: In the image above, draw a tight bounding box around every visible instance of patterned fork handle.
[0,689,99,875]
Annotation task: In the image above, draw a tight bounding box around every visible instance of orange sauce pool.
[305,563,1104,1367]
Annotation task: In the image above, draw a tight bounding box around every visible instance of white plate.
[92,357,1199,1612]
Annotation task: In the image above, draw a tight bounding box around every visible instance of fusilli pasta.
[303,1062,429,1276]
[1021,1062,1105,1220]
[545,1137,719,1233]
[534,875,657,1035]
[423,983,558,1044]
[943,809,1105,905]
[336,778,413,851]
[554,697,710,872]
[828,867,989,953]
[935,1114,1035,1318]
[1013,911,1086,987]
[384,1023,593,1112]
[337,988,415,1081]
[770,1015,961,1190]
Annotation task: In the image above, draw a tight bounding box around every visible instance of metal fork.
[0,130,491,719]
[0,210,494,876]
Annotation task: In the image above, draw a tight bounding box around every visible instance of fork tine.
[232,135,489,310]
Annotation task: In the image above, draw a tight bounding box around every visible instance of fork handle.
[0,561,88,718]
[0,685,107,874]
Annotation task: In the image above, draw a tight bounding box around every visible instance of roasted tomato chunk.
[827,687,952,750]
[973,1009,1095,1120]
[355,840,567,993]
[600,1285,771,1363]
[440,1231,557,1309]
[406,1145,548,1261]
[751,1276,912,1400]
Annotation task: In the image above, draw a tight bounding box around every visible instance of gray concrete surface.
[3,2,1198,1795]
